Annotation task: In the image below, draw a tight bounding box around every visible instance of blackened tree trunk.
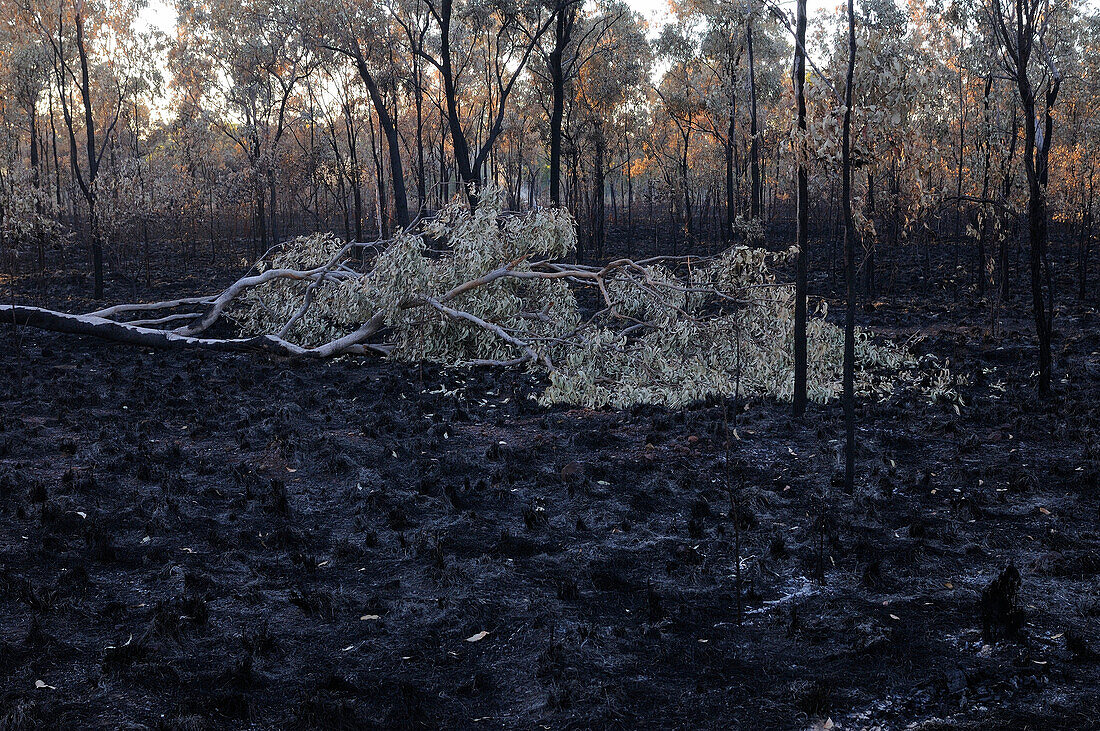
[792,0,809,417]
[592,123,606,261]
[1081,175,1094,301]
[350,54,410,229]
[344,103,364,242]
[977,74,993,297]
[48,88,62,211]
[725,117,736,240]
[990,0,1060,397]
[268,170,279,245]
[548,1,576,207]
[57,10,107,299]
[418,0,550,208]
[725,49,738,240]
[747,19,761,221]
[841,0,857,491]
[413,56,427,211]
[865,169,875,298]
[256,174,267,257]
[25,101,44,273]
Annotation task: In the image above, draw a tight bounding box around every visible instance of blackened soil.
[2,249,1100,729]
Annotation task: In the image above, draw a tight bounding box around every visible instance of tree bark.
[747,19,761,221]
[792,0,809,417]
[350,54,410,228]
[842,0,857,491]
[75,11,103,299]
[592,123,606,261]
[548,2,575,207]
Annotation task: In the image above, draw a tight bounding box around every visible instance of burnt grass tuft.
[1,247,1100,728]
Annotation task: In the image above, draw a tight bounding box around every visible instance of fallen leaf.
[944,582,954,589]
[35,680,55,690]
[1039,507,1051,515]
[360,614,381,621]
[465,631,489,643]
[889,614,901,621]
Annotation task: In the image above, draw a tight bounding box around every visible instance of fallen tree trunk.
[1,304,385,358]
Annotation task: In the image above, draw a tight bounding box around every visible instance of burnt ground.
[1,239,1100,729]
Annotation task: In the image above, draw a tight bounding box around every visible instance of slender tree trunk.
[437,0,477,204]
[792,0,809,417]
[256,174,267,256]
[977,156,991,297]
[414,57,427,211]
[955,60,965,277]
[841,0,857,492]
[548,3,573,207]
[725,117,736,240]
[865,169,875,298]
[345,106,364,242]
[369,108,390,238]
[681,128,693,241]
[439,111,449,205]
[49,88,62,211]
[27,105,45,274]
[351,54,409,228]
[1000,103,1018,300]
[747,20,761,221]
[268,170,278,245]
[592,124,606,261]
[1008,53,1059,397]
[1026,171,1052,396]
[1081,177,1094,301]
[626,134,634,240]
[74,12,103,298]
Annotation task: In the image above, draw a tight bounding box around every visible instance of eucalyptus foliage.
[232,186,960,410]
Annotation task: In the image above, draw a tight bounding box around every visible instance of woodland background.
[0,0,1094,314]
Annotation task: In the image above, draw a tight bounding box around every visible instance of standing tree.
[571,2,647,260]
[28,0,127,298]
[792,0,809,416]
[187,0,312,254]
[745,1,762,220]
[988,0,1063,397]
[545,0,579,207]
[300,0,412,229]
[841,0,858,490]
[397,0,553,206]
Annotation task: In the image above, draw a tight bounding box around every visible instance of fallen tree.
[1,187,962,409]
